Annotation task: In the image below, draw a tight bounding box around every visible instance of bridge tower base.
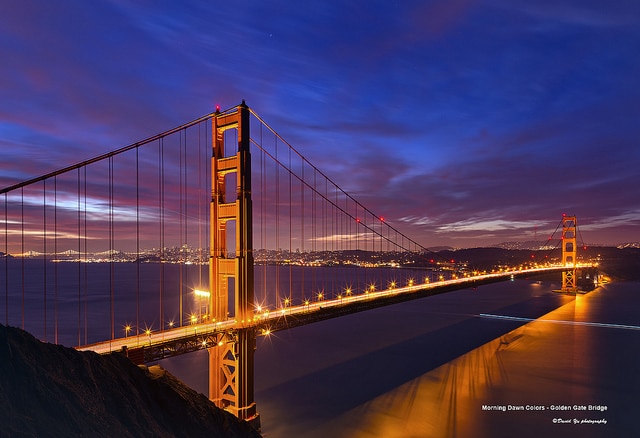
[208,102,260,429]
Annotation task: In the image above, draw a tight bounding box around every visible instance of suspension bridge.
[0,101,594,428]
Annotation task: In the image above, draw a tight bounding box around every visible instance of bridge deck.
[76,266,575,363]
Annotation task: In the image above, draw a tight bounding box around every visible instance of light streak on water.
[478,313,640,331]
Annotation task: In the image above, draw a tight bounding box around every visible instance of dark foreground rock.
[0,324,261,438]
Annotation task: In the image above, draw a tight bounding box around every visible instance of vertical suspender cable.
[354,200,358,292]
[43,180,47,341]
[4,193,7,326]
[158,137,162,327]
[183,129,188,319]
[179,130,184,325]
[275,136,279,306]
[198,122,203,288]
[288,146,292,302]
[136,146,140,337]
[335,184,339,295]
[83,167,88,344]
[109,156,114,340]
[21,188,24,329]
[260,123,266,305]
[54,177,58,344]
[184,129,189,316]
[312,170,316,292]
[76,169,81,345]
[206,121,211,297]
[323,178,327,295]
[202,122,208,291]
[300,158,304,302]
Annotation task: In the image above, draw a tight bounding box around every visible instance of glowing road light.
[190,314,198,324]
[202,340,208,347]
[408,279,414,287]
[345,287,352,296]
[124,324,131,338]
[389,281,396,289]
[194,289,210,298]
[317,292,324,301]
[262,328,271,336]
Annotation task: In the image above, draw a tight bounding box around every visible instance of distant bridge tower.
[560,215,578,293]
[208,101,259,427]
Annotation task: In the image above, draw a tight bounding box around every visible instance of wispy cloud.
[1,1,638,248]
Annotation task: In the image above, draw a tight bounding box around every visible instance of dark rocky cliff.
[0,324,261,438]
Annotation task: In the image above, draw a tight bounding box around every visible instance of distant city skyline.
[1,1,639,248]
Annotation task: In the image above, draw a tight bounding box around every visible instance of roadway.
[76,265,579,361]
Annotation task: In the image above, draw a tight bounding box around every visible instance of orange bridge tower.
[560,215,578,293]
[208,101,259,428]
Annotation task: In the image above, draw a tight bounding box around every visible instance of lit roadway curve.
[76,265,584,361]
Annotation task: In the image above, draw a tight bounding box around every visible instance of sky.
[1,0,639,248]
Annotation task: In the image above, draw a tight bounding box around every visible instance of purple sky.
[1,1,639,248]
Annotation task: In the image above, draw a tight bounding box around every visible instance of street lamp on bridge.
[194,288,210,320]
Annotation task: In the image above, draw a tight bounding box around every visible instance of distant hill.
[0,324,261,438]
[617,242,640,249]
